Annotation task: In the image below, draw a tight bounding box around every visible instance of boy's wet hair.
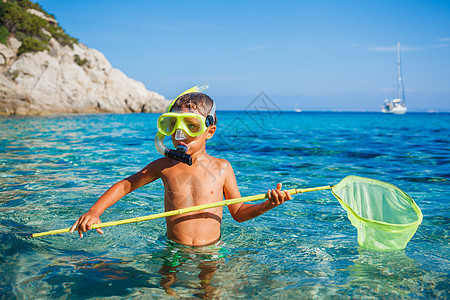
[170,93,217,125]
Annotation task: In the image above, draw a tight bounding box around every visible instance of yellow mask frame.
[157,112,208,137]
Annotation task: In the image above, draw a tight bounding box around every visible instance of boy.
[70,89,291,246]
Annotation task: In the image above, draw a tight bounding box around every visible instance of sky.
[34,0,450,111]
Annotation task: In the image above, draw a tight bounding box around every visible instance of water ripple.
[0,112,449,298]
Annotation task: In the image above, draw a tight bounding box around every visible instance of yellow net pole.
[31,185,332,238]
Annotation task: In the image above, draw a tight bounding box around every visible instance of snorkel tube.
[154,83,209,166]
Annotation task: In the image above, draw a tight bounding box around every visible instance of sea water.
[0,111,448,298]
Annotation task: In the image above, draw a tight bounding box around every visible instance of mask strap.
[205,101,216,127]
[209,101,216,118]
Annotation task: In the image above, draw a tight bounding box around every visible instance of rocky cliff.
[0,1,169,115]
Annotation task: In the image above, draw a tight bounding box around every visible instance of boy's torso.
[159,155,229,246]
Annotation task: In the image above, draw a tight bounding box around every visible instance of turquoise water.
[1,111,449,298]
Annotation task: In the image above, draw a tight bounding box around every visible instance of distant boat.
[294,101,302,112]
[382,42,407,114]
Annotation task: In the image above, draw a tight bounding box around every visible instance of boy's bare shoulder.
[142,157,174,173]
[208,156,234,172]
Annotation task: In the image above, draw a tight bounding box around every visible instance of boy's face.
[170,107,216,154]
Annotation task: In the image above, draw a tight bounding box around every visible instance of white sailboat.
[382,42,407,114]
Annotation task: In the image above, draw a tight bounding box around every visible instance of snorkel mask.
[155,83,215,165]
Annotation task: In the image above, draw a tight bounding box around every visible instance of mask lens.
[183,116,203,134]
[159,116,177,135]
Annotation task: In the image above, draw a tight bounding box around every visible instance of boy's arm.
[224,162,291,223]
[70,158,163,237]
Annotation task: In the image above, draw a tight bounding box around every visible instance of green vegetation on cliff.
[0,0,78,55]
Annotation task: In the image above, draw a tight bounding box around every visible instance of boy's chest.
[161,165,225,207]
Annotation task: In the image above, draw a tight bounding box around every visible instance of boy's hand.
[267,183,292,208]
[70,211,104,238]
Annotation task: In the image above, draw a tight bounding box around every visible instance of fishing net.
[331,176,422,251]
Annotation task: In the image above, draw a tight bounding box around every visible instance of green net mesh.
[331,176,422,251]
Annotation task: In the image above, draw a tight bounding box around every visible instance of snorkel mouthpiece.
[155,132,192,165]
[166,144,192,166]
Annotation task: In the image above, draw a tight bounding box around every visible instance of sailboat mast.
[397,42,406,104]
